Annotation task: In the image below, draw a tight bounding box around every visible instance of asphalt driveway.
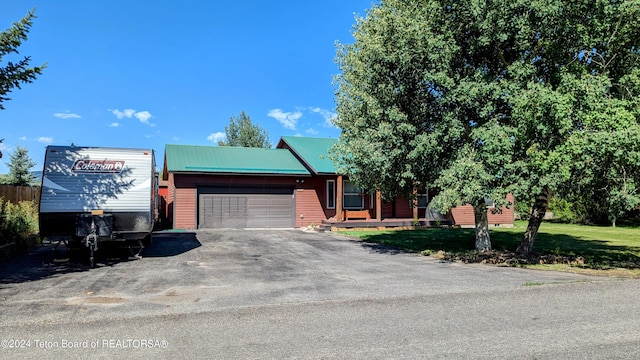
[1,229,638,359]
[0,229,599,324]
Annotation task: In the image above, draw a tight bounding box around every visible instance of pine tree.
[0,8,46,110]
[6,146,37,186]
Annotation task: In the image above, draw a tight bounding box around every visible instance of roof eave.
[168,170,311,177]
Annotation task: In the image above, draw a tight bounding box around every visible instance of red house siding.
[488,193,516,225]
[394,198,414,218]
[167,172,176,225]
[450,194,515,227]
[174,187,197,229]
[295,176,336,227]
[296,189,323,227]
[173,174,298,188]
[158,184,168,223]
[158,187,168,203]
[165,170,515,229]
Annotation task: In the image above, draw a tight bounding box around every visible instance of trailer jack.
[84,219,99,268]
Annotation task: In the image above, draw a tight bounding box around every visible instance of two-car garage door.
[198,187,295,228]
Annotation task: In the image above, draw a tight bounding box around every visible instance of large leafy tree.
[333,0,640,253]
[332,0,517,251]
[4,146,37,186]
[508,3,640,253]
[561,123,640,228]
[1,8,46,110]
[218,111,271,148]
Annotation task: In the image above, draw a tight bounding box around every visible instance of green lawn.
[342,221,640,276]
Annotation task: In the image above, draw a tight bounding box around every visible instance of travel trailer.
[39,146,157,266]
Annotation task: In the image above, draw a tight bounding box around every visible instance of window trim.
[326,180,336,209]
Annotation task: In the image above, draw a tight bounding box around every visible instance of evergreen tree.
[5,146,37,186]
[1,8,46,110]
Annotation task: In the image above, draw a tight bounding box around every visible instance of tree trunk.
[517,187,551,255]
[474,205,491,252]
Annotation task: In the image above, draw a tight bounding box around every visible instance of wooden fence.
[0,185,41,204]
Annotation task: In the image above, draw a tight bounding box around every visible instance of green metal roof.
[278,136,337,174]
[164,144,310,175]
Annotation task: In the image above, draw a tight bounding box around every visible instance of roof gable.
[164,144,310,176]
[277,136,337,175]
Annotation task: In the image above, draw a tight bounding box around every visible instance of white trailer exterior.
[39,146,157,242]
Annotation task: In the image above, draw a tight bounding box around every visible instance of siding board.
[174,188,196,229]
[450,194,515,227]
[167,172,515,229]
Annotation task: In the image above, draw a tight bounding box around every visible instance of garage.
[198,187,295,228]
[163,144,309,230]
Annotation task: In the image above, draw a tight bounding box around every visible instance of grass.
[342,221,640,277]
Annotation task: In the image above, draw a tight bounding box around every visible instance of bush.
[0,198,39,251]
[547,197,587,224]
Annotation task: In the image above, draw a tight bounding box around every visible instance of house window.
[343,180,364,209]
[326,180,335,209]
[485,197,495,209]
[410,188,429,208]
[417,194,428,208]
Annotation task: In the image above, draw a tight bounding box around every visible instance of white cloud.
[305,128,319,135]
[108,122,121,127]
[18,136,27,140]
[310,107,337,128]
[207,132,226,143]
[268,109,303,130]
[53,112,81,119]
[38,137,53,145]
[110,108,136,119]
[109,108,154,126]
[134,111,153,124]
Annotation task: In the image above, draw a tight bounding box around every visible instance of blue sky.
[0,1,373,173]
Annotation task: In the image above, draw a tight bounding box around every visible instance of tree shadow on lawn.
[355,227,640,269]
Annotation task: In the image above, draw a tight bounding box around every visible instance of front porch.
[319,175,447,231]
[320,217,455,231]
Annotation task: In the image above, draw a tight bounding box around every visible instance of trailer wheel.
[127,239,144,259]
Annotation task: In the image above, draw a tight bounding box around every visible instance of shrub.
[0,198,39,250]
[547,197,587,224]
